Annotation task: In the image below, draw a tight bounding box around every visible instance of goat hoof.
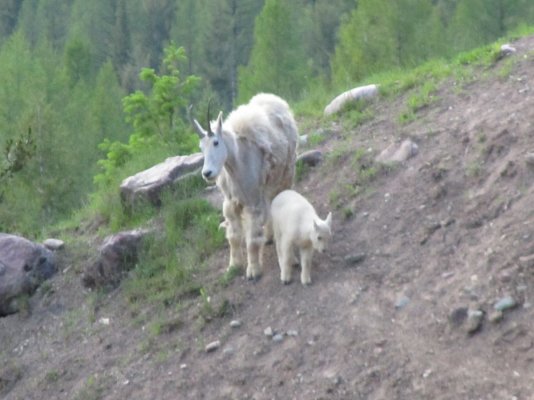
[246,272,262,282]
[281,279,292,285]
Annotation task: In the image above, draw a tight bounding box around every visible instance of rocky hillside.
[1,35,534,400]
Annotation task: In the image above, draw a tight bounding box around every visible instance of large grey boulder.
[324,84,379,116]
[297,149,324,167]
[82,229,151,289]
[0,233,56,316]
[120,153,204,208]
[376,139,419,164]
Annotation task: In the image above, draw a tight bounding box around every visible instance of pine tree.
[0,0,24,39]
[238,0,308,102]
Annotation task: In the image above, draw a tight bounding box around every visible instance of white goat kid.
[270,190,332,285]
[190,93,298,279]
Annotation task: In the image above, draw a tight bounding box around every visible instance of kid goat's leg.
[279,240,293,284]
[300,247,313,285]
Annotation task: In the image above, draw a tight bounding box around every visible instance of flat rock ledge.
[120,153,204,208]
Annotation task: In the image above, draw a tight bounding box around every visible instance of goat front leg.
[223,200,244,270]
[300,247,314,286]
[243,210,265,280]
[278,240,293,284]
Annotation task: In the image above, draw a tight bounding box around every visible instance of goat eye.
[317,236,322,241]
[213,140,219,147]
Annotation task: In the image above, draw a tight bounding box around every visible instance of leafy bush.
[94,44,200,190]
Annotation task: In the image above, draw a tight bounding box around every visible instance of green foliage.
[94,44,200,190]
[123,195,225,316]
[399,80,439,123]
[0,128,35,180]
[63,36,92,85]
[238,0,309,102]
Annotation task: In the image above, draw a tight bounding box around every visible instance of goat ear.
[325,212,332,228]
[313,218,320,231]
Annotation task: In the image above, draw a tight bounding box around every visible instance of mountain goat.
[190,93,298,279]
[270,190,332,285]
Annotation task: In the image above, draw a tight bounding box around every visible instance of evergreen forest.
[1,0,534,235]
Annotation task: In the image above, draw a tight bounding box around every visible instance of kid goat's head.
[312,212,333,254]
[189,104,227,183]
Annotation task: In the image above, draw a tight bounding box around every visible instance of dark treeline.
[1,0,533,235]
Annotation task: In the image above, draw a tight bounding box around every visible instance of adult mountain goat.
[190,93,298,279]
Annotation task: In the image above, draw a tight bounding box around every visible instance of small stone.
[518,253,534,268]
[43,238,65,251]
[395,295,410,309]
[230,320,242,328]
[98,317,110,325]
[499,44,516,57]
[272,333,284,342]
[222,346,235,355]
[344,253,366,266]
[494,296,517,312]
[449,307,468,327]
[287,330,299,337]
[205,340,221,353]
[297,150,323,167]
[264,327,274,337]
[525,153,534,167]
[466,309,484,334]
[488,310,503,323]
[180,364,187,369]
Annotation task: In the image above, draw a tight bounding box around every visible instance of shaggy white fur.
[270,190,332,285]
[192,94,298,279]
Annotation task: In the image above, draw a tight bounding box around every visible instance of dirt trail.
[2,36,534,400]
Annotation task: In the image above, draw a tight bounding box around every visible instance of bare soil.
[2,36,534,400]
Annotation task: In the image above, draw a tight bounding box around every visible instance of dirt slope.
[2,36,534,400]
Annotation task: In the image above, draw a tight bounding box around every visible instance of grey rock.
[229,320,242,328]
[395,295,410,309]
[120,153,204,208]
[449,307,468,327]
[518,253,534,268]
[42,238,65,251]
[82,229,151,289]
[324,84,379,116]
[272,333,284,343]
[525,153,534,167]
[297,150,323,167]
[488,310,504,323]
[376,139,419,164]
[205,340,221,353]
[344,253,366,266]
[0,233,56,316]
[264,327,274,337]
[499,44,516,58]
[494,296,517,312]
[466,309,484,334]
[287,330,299,337]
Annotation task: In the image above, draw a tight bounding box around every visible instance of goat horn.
[206,98,214,137]
[187,104,206,138]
